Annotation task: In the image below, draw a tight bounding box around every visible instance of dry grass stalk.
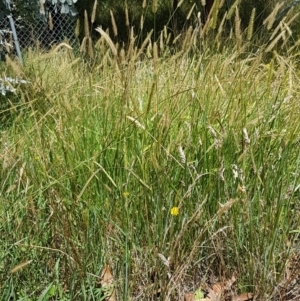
[88,37,94,58]
[191,27,199,48]
[142,0,146,9]
[280,23,287,42]
[110,10,118,37]
[126,116,145,130]
[119,48,126,66]
[280,22,293,49]
[286,12,300,27]
[227,0,241,20]
[80,36,87,54]
[5,55,24,77]
[126,27,136,60]
[140,14,144,31]
[48,12,53,31]
[84,10,90,38]
[153,41,158,70]
[136,29,153,59]
[265,30,286,52]
[216,11,227,44]
[200,3,215,38]
[95,27,118,57]
[287,37,300,54]
[91,0,97,24]
[146,39,152,58]
[186,3,195,20]
[125,4,129,27]
[10,260,33,274]
[182,26,193,52]
[263,2,284,30]
[269,19,285,41]
[234,7,242,46]
[75,18,80,38]
[201,0,206,6]
[9,32,12,48]
[164,25,168,39]
[218,0,225,8]
[53,42,72,53]
[245,52,262,77]
[178,0,184,8]
[172,33,182,45]
[247,8,256,41]
[159,31,164,51]
[210,0,221,29]
[152,0,158,14]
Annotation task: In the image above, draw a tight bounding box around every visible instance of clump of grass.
[1,3,300,300]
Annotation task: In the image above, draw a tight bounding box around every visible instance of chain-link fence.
[0,0,203,60]
[0,4,77,60]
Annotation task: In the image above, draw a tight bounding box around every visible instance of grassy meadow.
[1,3,300,301]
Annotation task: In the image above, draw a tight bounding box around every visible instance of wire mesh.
[0,3,77,59]
[0,0,206,60]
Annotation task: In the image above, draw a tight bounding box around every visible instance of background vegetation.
[1,0,300,300]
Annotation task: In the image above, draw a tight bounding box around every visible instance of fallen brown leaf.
[226,275,237,289]
[184,293,195,301]
[208,287,221,301]
[100,265,117,301]
[211,282,224,296]
[184,292,211,301]
[232,292,253,301]
[210,274,236,296]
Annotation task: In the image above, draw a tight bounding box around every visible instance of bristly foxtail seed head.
[95,27,118,57]
[125,4,129,27]
[234,7,242,45]
[178,0,184,8]
[75,18,80,38]
[88,37,94,58]
[152,0,158,14]
[159,32,164,51]
[153,42,158,64]
[91,0,97,24]
[84,10,90,38]
[218,0,225,9]
[110,10,118,37]
[120,48,126,65]
[136,30,153,59]
[226,0,240,20]
[140,14,144,31]
[80,36,87,54]
[48,12,53,31]
[263,2,284,31]
[247,8,256,41]
[186,4,195,21]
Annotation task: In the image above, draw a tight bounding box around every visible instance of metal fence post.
[7,14,23,64]
[3,0,23,64]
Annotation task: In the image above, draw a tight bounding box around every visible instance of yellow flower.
[122,191,130,197]
[171,206,179,216]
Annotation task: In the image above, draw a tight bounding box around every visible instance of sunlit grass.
[1,12,300,300]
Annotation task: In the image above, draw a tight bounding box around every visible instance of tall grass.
[1,2,300,300]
